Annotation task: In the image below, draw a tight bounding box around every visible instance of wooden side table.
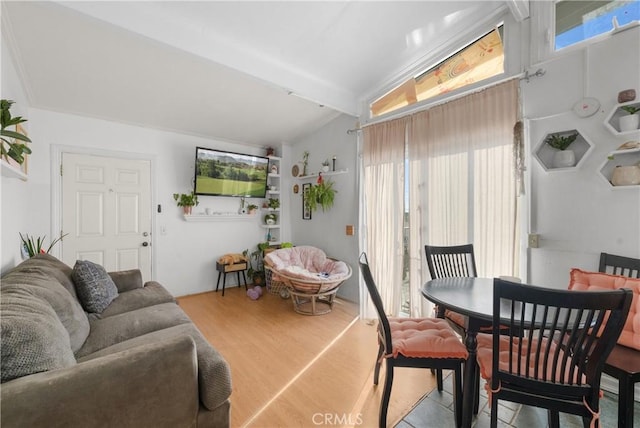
[215,261,248,296]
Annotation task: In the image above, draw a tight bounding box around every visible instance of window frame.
[364,8,518,122]
[530,1,640,64]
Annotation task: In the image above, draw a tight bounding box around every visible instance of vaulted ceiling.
[2,1,516,146]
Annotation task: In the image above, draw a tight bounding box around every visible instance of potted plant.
[321,159,330,172]
[247,204,259,214]
[173,191,199,215]
[545,132,578,168]
[267,198,280,210]
[19,232,68,258]
[264,213,278,225]
[619,105,640,132]
[243,242,270,285]
[1,99,32,166]
[305,180,337,212]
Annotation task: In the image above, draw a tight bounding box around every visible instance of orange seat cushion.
[387,318,468,359]
[569,268,640,351]
[445,309,500,332]
[476,333,586,384]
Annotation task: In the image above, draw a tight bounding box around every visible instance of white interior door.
[61,153,152,280]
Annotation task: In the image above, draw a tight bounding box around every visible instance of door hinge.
[60,164,63,176]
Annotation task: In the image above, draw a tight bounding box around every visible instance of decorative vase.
[183,206,193,215]
[619,114,640,132]
[553,150,576,168]
[322,165,330,172]
[611,165,640,186]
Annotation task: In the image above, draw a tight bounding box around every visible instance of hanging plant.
[305,180,337,212]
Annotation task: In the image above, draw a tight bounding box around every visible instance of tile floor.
[397,373,640,428]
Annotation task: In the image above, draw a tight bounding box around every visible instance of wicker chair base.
[289,288,338,316]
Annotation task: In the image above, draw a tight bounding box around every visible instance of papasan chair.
[264,246,352,315]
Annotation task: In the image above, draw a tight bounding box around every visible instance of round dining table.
[421,277,498,428]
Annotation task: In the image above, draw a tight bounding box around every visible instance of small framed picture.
[302,183,312,220]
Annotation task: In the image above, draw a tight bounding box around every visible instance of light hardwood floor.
[178,288,437,427]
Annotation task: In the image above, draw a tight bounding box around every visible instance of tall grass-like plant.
[19,232,68,258]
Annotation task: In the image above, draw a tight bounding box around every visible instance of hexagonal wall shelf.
[534,129,594,172]
[604,101,640,136]
[598,147,640,189]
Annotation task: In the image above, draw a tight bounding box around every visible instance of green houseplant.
[247,204,259,214]
[544,132,578,151]
[305,180,337,212]
[545,132,578,168]
[619,105,640,132]
[1,99,32,165]
[173,191,199,215]
[243,242,270,284]
[267,198,280,210]
[19,232,68,258]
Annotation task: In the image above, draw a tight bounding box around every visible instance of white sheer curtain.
[361,80,519,319]
[408,80,519,317]
[362,118,407,318]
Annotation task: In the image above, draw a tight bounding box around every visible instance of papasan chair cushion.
[264,246,351,293]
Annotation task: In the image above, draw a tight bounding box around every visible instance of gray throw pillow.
[72,260,119,313]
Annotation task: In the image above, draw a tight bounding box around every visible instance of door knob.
[142,232,149,237]
[142,242,149,247]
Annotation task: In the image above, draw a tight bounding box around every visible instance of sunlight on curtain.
[362,118,407,318]
[409,80,519,315]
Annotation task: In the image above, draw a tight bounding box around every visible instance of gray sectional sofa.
[0,254,232,427]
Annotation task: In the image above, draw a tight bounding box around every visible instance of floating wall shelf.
[533,129,593,172]
[1,161,27,181]
[183,213,258,222]
[296,168,348,180]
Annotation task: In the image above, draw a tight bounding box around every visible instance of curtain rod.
[347,68,546,134]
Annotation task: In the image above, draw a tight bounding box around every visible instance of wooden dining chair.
[476,279,632,428]
[599,252,640,278]
[424,244,480,400]
[597,252,640,428]
[359,253,468,428]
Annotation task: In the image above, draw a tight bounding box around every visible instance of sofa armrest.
[108,269,143,292]
[1,336,199,428]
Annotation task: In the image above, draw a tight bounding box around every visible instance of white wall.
[1,36,284,297]
[523,26,640,289]
[289,114,360,303]
[1,35,35,272]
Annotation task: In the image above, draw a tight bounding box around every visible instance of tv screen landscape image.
[194,147,269,198]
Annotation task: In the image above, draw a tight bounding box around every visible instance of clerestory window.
[370,26,504,118]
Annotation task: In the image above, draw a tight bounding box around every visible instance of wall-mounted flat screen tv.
[194,147,269,198]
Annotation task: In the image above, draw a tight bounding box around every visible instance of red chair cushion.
[569,268,640,351]
[387,318,468,359]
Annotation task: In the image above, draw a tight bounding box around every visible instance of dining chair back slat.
[425,244,477,279]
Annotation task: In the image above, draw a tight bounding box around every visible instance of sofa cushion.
[2,263,90,353]
[78,323,232,411]
[72,260,119,313]
[1,287,76,382]
[569,268,640,350]
[75,302,192,358]
[95,282,176,318]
